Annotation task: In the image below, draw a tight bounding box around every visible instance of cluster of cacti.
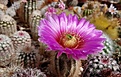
[82,55,120,77]
[11,68,46,77]
[11,31,31,50]
[0,15,17,37]
[48,52,82,77]
[30,10,42,40]
[0,34,15,66]
[1,0,121,77]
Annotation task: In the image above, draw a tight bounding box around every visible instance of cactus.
[16,46,39,68]
[11,31,31,50]
[0,34,15,66]
[48,52,82,77]
[30,10,41,41]
[0,15,17,37]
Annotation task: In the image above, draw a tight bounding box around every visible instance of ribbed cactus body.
[0,15,17,37]
[0,34,15,66]
[49,52,82,77]
[24,0,37,27]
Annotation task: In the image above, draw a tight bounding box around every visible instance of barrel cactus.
[48,52,82,77]
[0,15,17,37]
[0,34,15,66]
[11,31,31,50]
[16,46,39,68]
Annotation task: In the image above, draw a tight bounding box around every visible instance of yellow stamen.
[61,34,78,48]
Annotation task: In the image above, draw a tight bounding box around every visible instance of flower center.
[63,34,77,48]
[59,34,84,48]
